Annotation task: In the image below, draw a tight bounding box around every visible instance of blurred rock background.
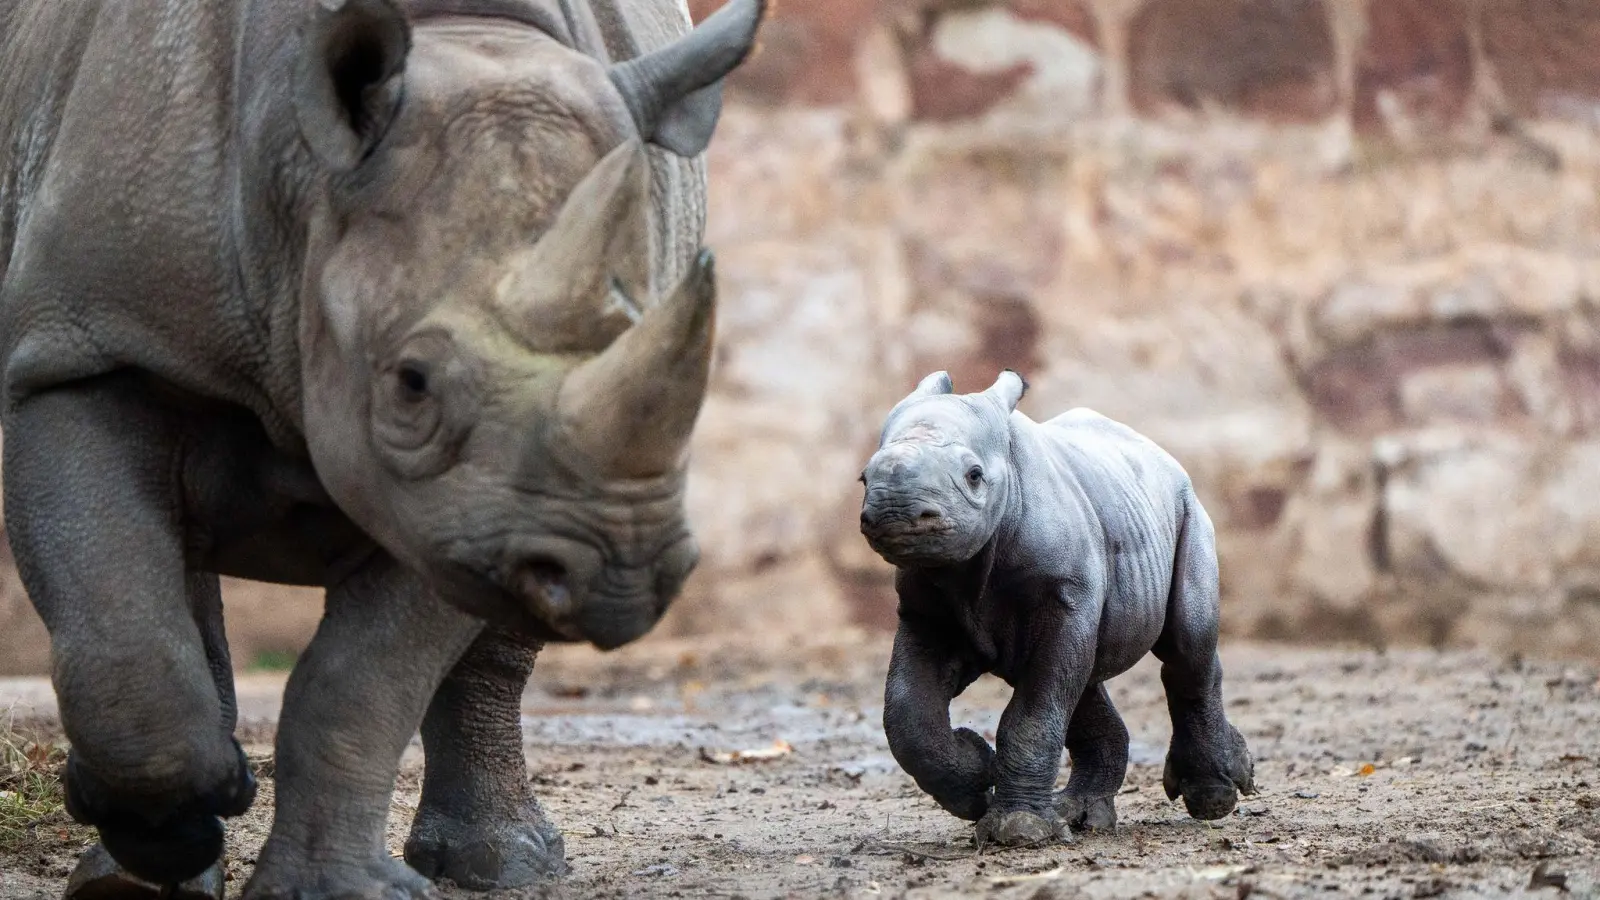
[5,0,1600,673]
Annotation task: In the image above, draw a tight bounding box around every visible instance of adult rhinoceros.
[0,0,763,896]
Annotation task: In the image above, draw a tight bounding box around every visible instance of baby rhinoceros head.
[858,370,1027,568]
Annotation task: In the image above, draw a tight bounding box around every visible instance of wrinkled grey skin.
[0,0,765,896]
[859,371,1255,847]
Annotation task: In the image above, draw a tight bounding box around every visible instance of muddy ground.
[2,634,1598,899]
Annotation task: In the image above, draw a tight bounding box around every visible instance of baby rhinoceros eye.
[966,465,984,487]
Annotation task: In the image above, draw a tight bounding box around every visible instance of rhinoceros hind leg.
[1153,499,1255,822]
[405,627,567,889]
[64,843,224,900]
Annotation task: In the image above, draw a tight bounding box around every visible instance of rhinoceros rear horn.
[556,251,718,478]
[608,0,767,157]
[295,0,412,171]
[501,140,653,351]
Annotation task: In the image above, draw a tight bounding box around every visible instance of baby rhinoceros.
[858,370,1255,847]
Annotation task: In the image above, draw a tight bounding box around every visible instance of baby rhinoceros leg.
[974,674,1074,849]
[405,627,567,890]
[1155,501,1255,820]
[882,624,995,823]
[1053,684,1127,832]
[975,612,1096,849]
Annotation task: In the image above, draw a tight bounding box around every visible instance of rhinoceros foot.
[404,804,567,890]
[1162,722,1256,821]
[64,843,224,900]
[1053,790,1118,832]
[243,855,435,900]
[975,807,1068,849]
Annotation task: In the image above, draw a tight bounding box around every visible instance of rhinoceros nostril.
[516,559,572,622]
[918,508,941,520]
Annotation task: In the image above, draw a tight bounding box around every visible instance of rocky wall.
[669,0,1600,658]
[4,0,1600,673]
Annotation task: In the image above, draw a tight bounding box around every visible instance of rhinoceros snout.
[502,553,673,650]
[481,534,692,650]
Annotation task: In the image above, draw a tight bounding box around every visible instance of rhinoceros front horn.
[556,251,717,479]
[608,0,767,157]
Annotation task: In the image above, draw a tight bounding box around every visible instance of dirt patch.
[2,636,1598,898]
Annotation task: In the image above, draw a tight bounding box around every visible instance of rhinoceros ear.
[608,0,767,157]
[983,370,1028,412]
[910,371,954,399]
[294,0,412,171]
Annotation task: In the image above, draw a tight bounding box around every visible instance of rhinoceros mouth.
[860,515,969,567]
[861,514,956,544]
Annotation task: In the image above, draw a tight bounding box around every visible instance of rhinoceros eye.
[966,465,984,487]
[373,332,478,480]
[396,362,430,402]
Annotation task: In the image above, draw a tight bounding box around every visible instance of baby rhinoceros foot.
[1053,791,1118,832]
[975,808,1066,849]
[65,844,224,900]
[404,804,567,890]
[1163,723,1255,821]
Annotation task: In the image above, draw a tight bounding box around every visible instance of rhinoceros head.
[859,371,1028,568]
[289,0,761,648]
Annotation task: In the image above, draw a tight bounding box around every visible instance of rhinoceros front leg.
[976,605,1094,849]
[58,571,241,900]
[882,618,994,822]
[244,555,482,900]
[404,628,566,889]
[3,376,256,890]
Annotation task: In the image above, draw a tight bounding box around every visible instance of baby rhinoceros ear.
[984,369,1027,412]
[910,371,954,398]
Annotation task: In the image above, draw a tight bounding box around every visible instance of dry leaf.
[1357,763,1376,776]
[699,740,794,765]
[988,866,1064,887]
[1193,864,1251,881]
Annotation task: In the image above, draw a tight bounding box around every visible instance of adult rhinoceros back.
[0,0,764,894]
